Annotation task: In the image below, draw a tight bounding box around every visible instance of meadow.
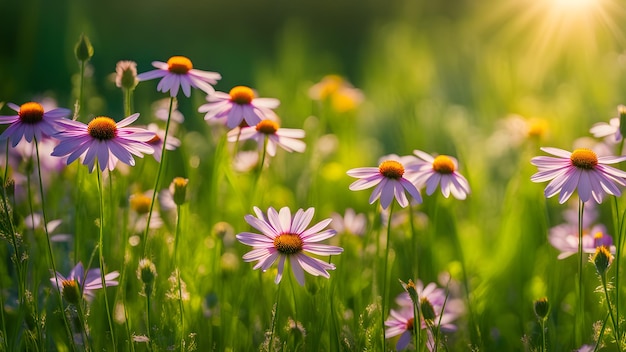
[2,0,626,351]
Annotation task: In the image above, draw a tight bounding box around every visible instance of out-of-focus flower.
[236,206,343,286]
[50,262,119,303]
[232,150,260,172]
[530,147,626,204]
[153,98,184,124]
[0,102,71,147]
[115,60,138,90]
[24,213,71,243]
[228,120,305,157]
[51,114,155,172]
[309,75,364,113]
[549,223,615,259]
[409,150,471,200]
[145,123,181,162]
[199,86,280,129]
[330,208,367,236]
[347,158,422,209]
[129,191,162,232]
[137,55,221,97]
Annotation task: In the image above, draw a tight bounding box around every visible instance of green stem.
[577,198,585,346]
[174,204,185,352]
[146,293,154,352]
[601,273,622,351]
[269,279,282,352]
[382,202,394,352]
[76,302,93,352]
[613,196,623,342]
[540,319,546,352]
[96,167,117,351]
[123,88,133,118]
[34,138,76,352]
[143,97,174,257]
[76,60,86,121]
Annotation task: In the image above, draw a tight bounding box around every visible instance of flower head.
[409,150,471,200]
[51,113,155,172]
[50,262,119,302]
[236,206,343,286]
[137,56,221,97]
[549,223,615,259]
[347,158,422,209]
[308,74,364,113]
[228,119,306,157]
[145,123,181,162]
[115,60,138,90]
[330,208,367,236]
[199,86,280,129]
[530,147,626,203]
[0,102,71,147]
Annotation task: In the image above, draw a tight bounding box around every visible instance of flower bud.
[170,177,189,206]
[420,297,436,322]
[400,279,419,305]
[74,34,94,62]
[115,60,138,90]
[592,246,613,276]
[137,258,157,296]
[61,279,81,305]
[533,297,550,321]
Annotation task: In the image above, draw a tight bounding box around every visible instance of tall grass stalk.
[34,137,76,351]
[143,97,174,256]
[174,203,185,352]
[96,167,117,351]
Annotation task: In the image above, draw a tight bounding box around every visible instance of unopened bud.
[75,34,94,62]
[533,297,550,321]
[137,258,157,296]
[170,177,189,205]
[420,297,436,322]
[592,246,613,276]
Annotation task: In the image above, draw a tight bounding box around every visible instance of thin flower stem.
[613,196,623,342]
[601,273,622,351]
[146,293,154,352]
[76,302,93,352]
[540,319,546,352]
[593,312,610,352]
[75,60,86,121]
[577,198,585,346]
[174,204,185,352]
[269,279,282,352]
[34,138,76,352]
[123,88,133,117]
[96,167,117,351]
[413,293,422,352]
[143,97,174,257]
[382,202,395,352]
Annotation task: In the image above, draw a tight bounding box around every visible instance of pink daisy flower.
[50,262,119,303]
[347,158,422,209]
[137,56,221,97]
[236,206,343,286]
[408,150,471,200]
[145,123,181,162]
[530,147,626,204]
[549,223,615,259]
[51,113,155,172]
[228,119,306,157]
[198,86,280,129]
[0,102,71,147]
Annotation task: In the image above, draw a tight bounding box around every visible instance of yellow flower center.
[88,117,117,140]
[130,193,152,214]
[18,102,44,124]
[432,155,455,174]
[570,148,598,170]
[318,75,344,100]
[527,118,548,139]
[256,119,279,134]
[229,86,255,105]
[378,160,404,179]
[273,233,303,255]
[167,56,193,74]
[61,279,81,304]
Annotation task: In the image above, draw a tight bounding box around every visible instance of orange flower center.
[378,160,404,179]
[229,86,255,105]
[432,155,455,174]
[256,119,279,134]
[167,56,193,74]
[18,102,44,124]
[570,148,598,170]
[130,194,152,214]
[406,317,415,332]
[88,117,117,140]
[147,134,161,144]
[273,233,303,255]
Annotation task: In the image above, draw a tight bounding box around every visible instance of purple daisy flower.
[347,158,422,209]
[199,86,280,129]
[228,119,306,157]
[0,102,71,147]
[144,123,181,162]
[50,262,119,303]
[51,113,155,172]
[236,206,343,286]
[549,223,615,259]
[530,147,626,204]
[408,150,471,200]
[137,56,221,97]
